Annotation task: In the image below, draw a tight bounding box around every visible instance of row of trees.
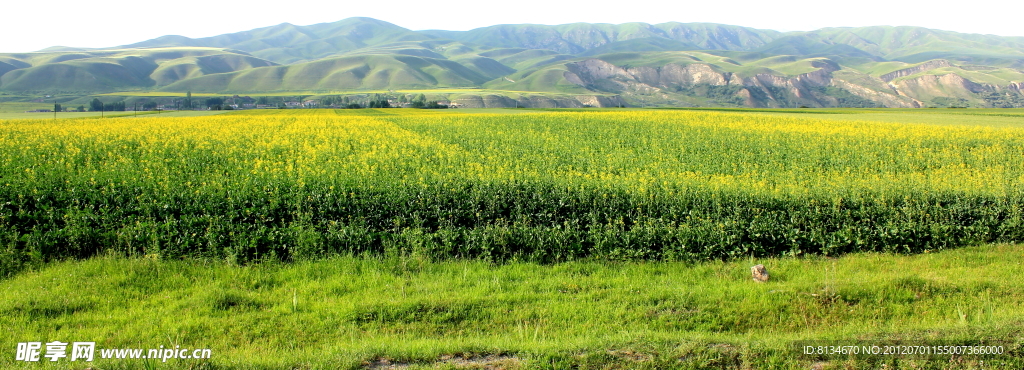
[54,103,87,112]
[77,91,450,113]
[330,93,448,109]
[85,92,225,112]
[89,99,125,112]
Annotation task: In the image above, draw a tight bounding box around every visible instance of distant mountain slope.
[757,26,1024,66]
[121,18,433,64]
[4,18,1024,108]
[0,48,275,92]
[579,38,702,56]
[158,54,494,92]
[421,22,781,54]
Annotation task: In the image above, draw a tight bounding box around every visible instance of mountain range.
[3,17,1024,108]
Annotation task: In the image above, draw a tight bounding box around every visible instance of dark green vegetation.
[3,18,1024,108]
[2,244,1022,369]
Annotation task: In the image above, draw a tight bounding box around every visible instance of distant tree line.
[71,92,455,113]
[366,99,391,108]
[930,97,972,108]
[412,101,448,109]
[981,92,1024,108]
[206,97,230,110]
[808,86,880,108]
[89,98,125,112]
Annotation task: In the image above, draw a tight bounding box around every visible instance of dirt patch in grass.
[605,349,653,362]
[439,354,523,369]
[364,355,522,370]
[364,358,410,370]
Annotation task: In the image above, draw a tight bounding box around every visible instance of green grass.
[0,112,110,119]
[0,102,57,113]
[0,110,228,120]
[2,244,1022,369]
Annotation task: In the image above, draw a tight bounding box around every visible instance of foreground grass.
[2,244,1022,369]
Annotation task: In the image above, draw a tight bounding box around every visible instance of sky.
[3,0,1023,53]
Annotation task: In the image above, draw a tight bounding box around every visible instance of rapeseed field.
[2,109,1022,274]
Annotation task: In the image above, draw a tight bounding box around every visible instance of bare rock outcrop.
[564,59,634,86]
[574,95,627,107]
[880,60,955,82]
[831,78,920,108]
[794,68,833,87]
[558,56,1003,108]
[894,73,990,95]
[451,93,626,108]
[627,63,729,87]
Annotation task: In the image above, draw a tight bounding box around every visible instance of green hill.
[421,22,781,54]
[757,26,1024,66]
[580,38,700,56]
[159,54,493,92]
[121,18,433,64]
[0,48,276,92]
[329,40,518,80]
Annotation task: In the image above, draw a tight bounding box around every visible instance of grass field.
[2,108,1023,368]
[0,102,59,113]
[2,244,1021,369]
[0,102,236,119]
[0,110,230,120]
